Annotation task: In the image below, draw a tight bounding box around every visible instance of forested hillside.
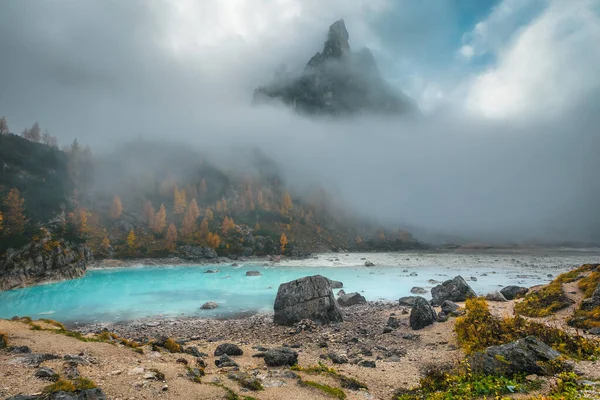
[0,116,424,259]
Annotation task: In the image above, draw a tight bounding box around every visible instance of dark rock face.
[326,278,344,289]
[215,354,239,368]
[264,348,299,366]
[470,336,563,376]
[441,300,460,315]
[253,19,416,116]
[0,230,93,291]
[409,297,437,330]
[7,389,107,400]
[214,343,243,356]
[399,296,421,307]
[581,284,600,311]
[430,276,476,306]
[34,366,57,380]
[178,245,218,260]
[337,292,367,307]
[273,275,343,326]
[320,352,348,364]
[500,285,529,300]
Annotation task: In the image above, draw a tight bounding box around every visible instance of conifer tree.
[282,191,293,213]
[188,199,200,220]
[3,188,27,236]
[0,116,9,135]
[181,207,197,239]
[110,195,123,219]
[198,217,209,239]
[127,229,136,252]
[280,233,288,253]
[143,201,155,225]
[166,223,178,250]
[173,186,187,215]
[206,232,221,249]
[153,204,167,234]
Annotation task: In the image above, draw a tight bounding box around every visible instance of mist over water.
[1,0,599,244]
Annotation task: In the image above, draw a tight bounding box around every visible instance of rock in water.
[273,275,343,326]
[410,287,427,294]
[253,19,416,116]
[500,285,529,300]
[200,302,218,310]
[470,336,563,376]
[245,270,262,276]
[264,348,299,366]
[409,297,437,330]
[337,292,367,307]
[430,276,477,306]
[486,291,508,302]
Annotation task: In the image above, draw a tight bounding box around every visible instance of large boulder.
[409,297,437,330]
[470,336,563,376]
[264,348,298,366]
[430,276,476,306]
[326,278,344,289]
[580,284,600,311]
[0,229,93,291]
[399,296,421,307]
[273,275,343,326]
[500,285,529,300]
[337,292,366,307]
[485,291,508,302]
[214,343,243,356]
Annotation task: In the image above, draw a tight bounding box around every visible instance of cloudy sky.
[0,0,599,243]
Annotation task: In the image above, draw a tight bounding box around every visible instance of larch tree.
[206,232,221,249]
[166,223,178,250]
[3,188,27,236]
[256,190,264,209]
[0,210,3,233]
[221,216,235,235]
[188,199,200,220]
[181,208,197,239]
[127,229,136,252]
[0,116,9,135]
[282,191,293,213]
[153,204,167,234]
[205,208,214,221]
[254,221,260,231]
[101,237,111,252]
[143,201,155,225]
[173,186,187,215]
[110,195,123,219]
[280,233,288,253]
[23,122,41,142]
[198,217,209,239]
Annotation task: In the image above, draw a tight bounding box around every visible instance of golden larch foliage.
[355,236,363,244]
[280,233,288,253]
[254,221,260,231]
[221,216,235,235]
[166,223,178,250]
[153,204,167,234]
[3,188,27,236]
[198,217,209,239]
[181,208,197,239]
[110,195,123,219]
[205,208,214,221]
[101,237,111,251]
[143,201,155,225]
[378,231,386,241]
[188,199,200,220]
[282,191,293,213]
[0,210,3,233]
[173,186,187,215]
[127,229,136,252]
[206,232,221,249]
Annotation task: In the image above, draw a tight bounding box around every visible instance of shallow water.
[2,250,594,323]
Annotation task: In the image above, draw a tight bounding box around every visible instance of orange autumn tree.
[0,210,3,234]
[198,218,209,240]
[221,216,235,235]
[110,195,123,219]
[166,223,178,250]
[205,208,214,221]
[153,204,167,234]
[206,232,221,249]
[181,207,197,239]
[127,229,136,253]
[280,233,288,253]
[188,199,200,220]
[281,191,293,214]
[173,186,187,215]
[3,188,27,236]
[101,237,111,252]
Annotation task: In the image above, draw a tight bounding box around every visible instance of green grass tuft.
[301,380,346,399]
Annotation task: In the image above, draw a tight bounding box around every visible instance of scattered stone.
[470,336,564,376]
[430,276,477,306]
[500,286,529,300]
[204,269,219,274]
[63,361,80,379]
[34,367,57,380]
[176,358,188,364]
[196,358,207,368]
[337,289,346,297]
[485,291,508,302]
[382,326,393,334]
[409,297,437,330]
[386,316,400,329]
[399,296,421,307]
[364,261,375,267]
[214,343,243,356]
[273,275,343,326]
[320,352,348,364]
[409,272,418,277]
[215,354,239,368]
[184,346,207,358]
[246,271,262,276]
[9,346,31,354]
[428,279,440,284]
[588,327,600,336]
[187,367,204,382]
[63,354,90,366]
[441,300,460,315]
[410,287,427,294]
[264,348,298,367]
[470,277,478,282]
[337,292,367,307]
[437,312,448,322]
[200,302,219,310]
[359,360,376,368]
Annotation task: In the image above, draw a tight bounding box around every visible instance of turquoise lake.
[0,253,576,323]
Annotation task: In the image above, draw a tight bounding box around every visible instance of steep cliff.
[254,19,416,116]
[0,229,93,291]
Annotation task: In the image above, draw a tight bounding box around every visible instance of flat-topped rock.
[431,276,476,306]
